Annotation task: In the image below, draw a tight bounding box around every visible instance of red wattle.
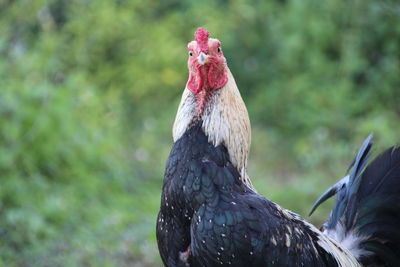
[187,64,228,95]
[208,63,228,89]
[187,67,204,94]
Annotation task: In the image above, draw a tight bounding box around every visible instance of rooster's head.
[186,28,228,112]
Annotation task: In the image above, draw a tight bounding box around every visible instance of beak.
[197,52,209,65]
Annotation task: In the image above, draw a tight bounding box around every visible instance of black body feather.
[157,121,341,267]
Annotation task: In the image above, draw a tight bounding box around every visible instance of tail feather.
[308,175,349,216]
[309,133,373,225]
[363,242,399,267]
[341,134,373,231]
[358,147,400,196]
[311,134,400,266]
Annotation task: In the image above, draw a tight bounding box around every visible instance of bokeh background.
[1,0,400,266]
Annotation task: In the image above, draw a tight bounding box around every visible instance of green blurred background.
[1,0,399,266]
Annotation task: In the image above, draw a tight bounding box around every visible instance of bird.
[156,27,400,267]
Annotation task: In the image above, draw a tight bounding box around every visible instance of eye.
[188,51,193,57]
[217,47,221,53]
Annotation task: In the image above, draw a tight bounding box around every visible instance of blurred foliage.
[0,0,399,266]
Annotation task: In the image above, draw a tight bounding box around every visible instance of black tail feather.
[309,133,373,223]
[311,134,400,266]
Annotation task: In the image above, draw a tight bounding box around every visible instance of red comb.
[195,28,210,52]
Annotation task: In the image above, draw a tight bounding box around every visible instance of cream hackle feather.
[173,68,253,189]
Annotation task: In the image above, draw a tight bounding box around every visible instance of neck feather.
[173,69,253,188]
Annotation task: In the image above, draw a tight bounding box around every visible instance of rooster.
[156,28,400,266]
